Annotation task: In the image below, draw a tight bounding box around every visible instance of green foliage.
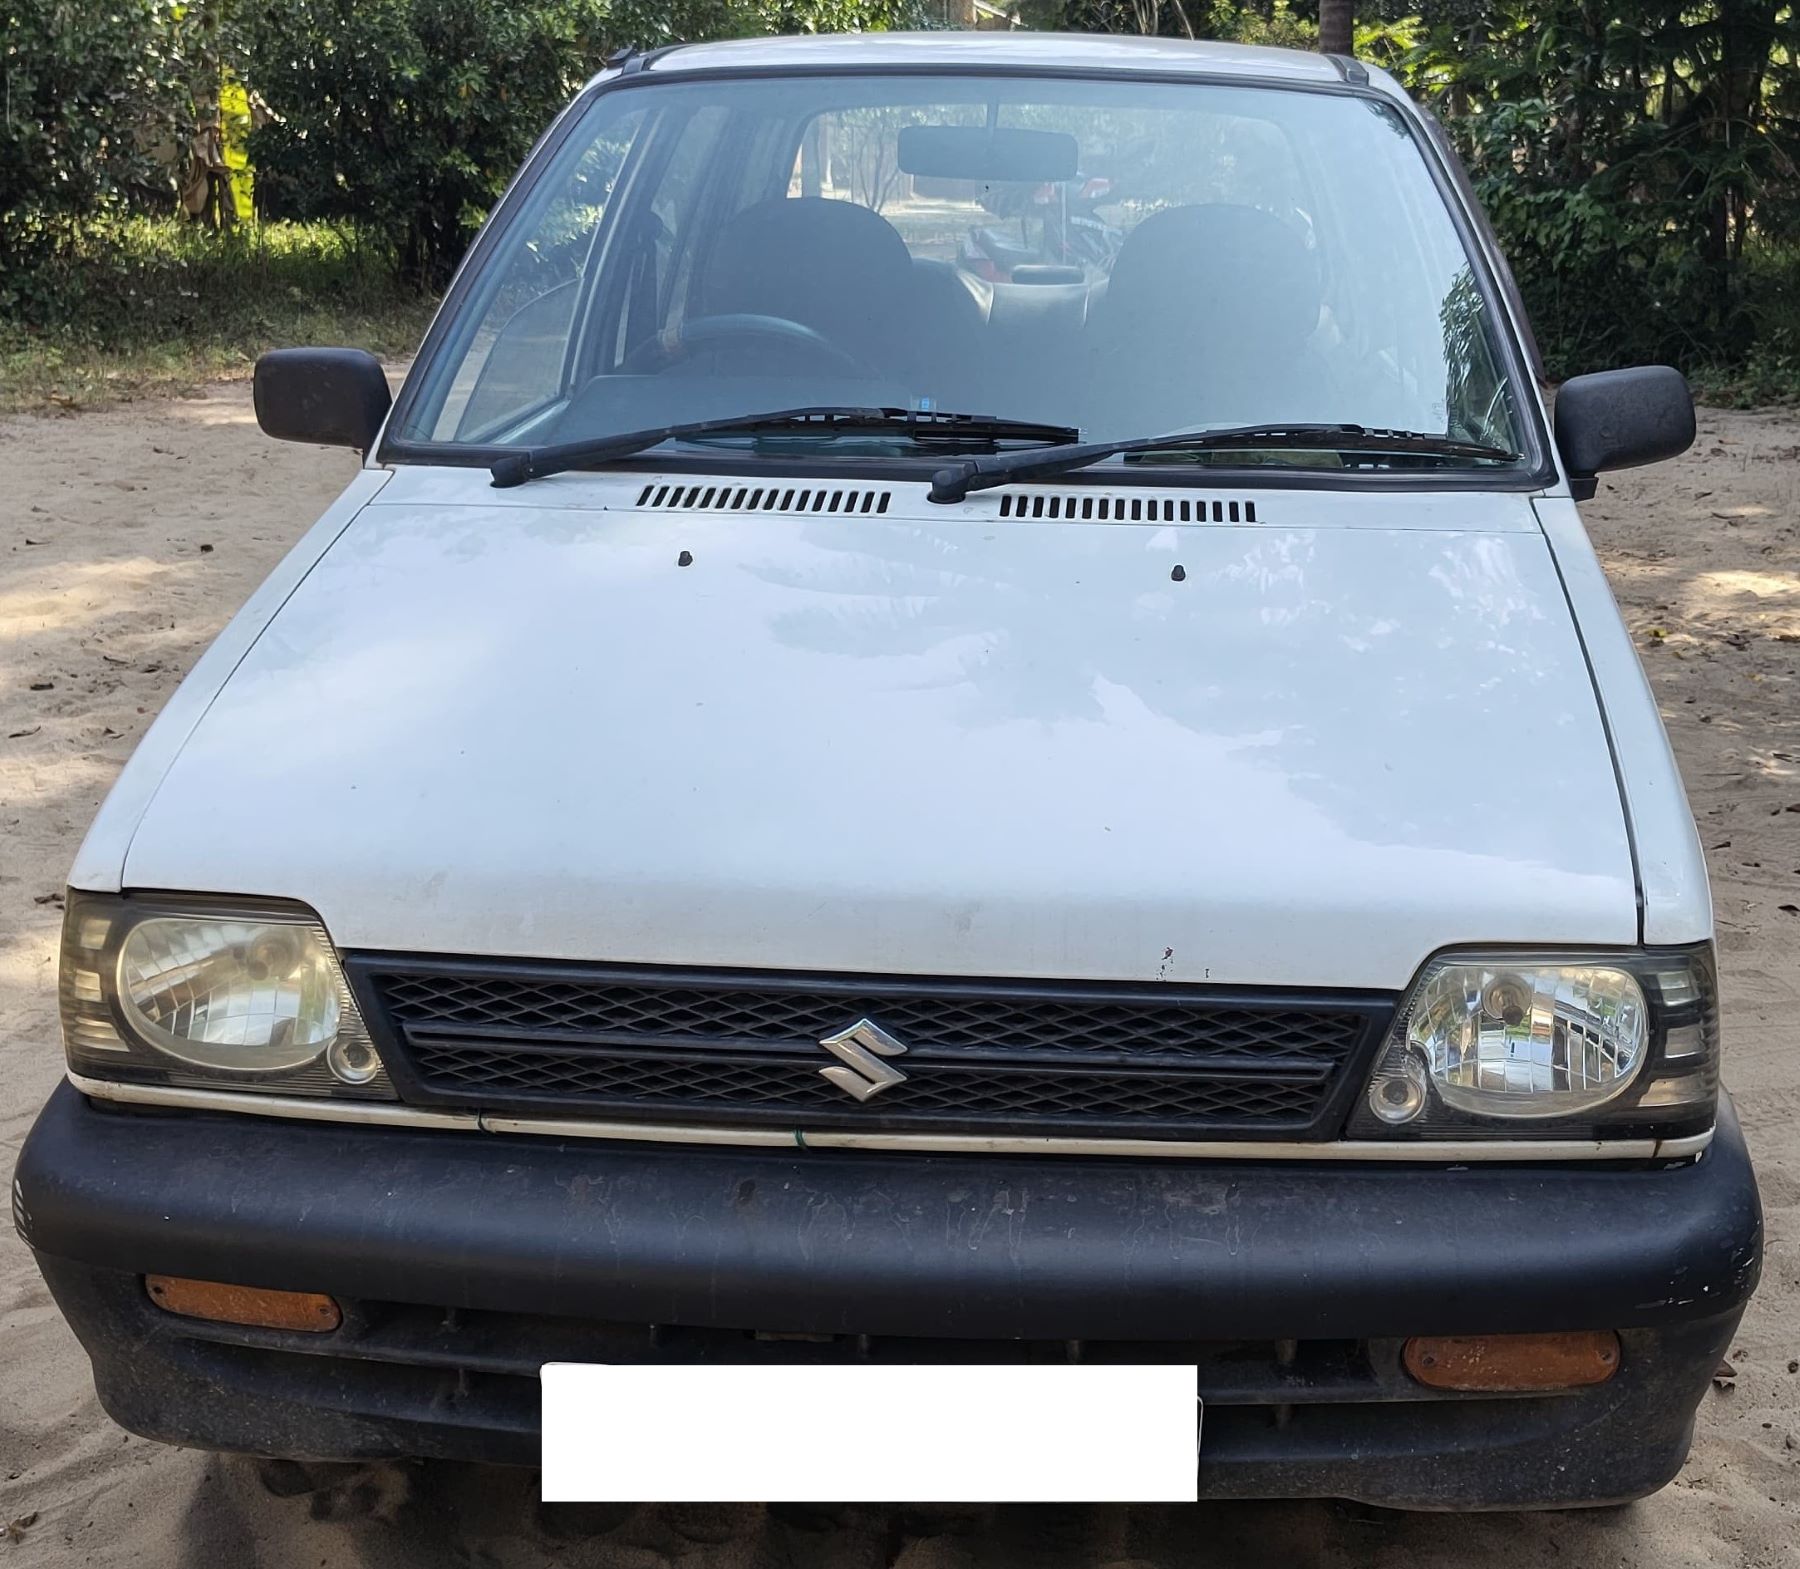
[238,0,925,291]
[238,0,610,290]
[1220,1,1313,48]
[1036,0,1314,44]
[7,215,406,342]
[1,0,194,290]
[1397,2,1800,383]
[0,217,433,410]
[11,0,1800,402]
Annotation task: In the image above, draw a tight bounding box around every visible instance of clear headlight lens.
[1354,947,1717,1140]
[60,892,392,1099]
[1407,962,1647,1115]
[118,918,345,1071]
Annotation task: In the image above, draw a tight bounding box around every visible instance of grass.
[0,218,437,413]
[1679,239,1800,406]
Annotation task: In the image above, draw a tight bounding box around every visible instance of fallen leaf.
[32,893,63,907]
[27,681,52,691]
[7,726,40,739]
[1779,904,1800,916]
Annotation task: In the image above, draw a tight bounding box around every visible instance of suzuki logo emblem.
[817,1018,910,1101]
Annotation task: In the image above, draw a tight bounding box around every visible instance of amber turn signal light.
[145,1275,341,1333]
[1404,1331,1620,1391]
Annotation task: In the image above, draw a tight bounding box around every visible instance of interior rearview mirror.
[898,125,1079,183]
[254,348,393,453]
[1553,366,1695,501]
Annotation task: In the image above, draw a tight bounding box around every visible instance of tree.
[1317,0,1351,54]
[237,0,925,290]
[1,0,193,273]
[1401,0,1800,374]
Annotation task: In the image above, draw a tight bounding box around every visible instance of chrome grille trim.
[65,1074,1716,1161]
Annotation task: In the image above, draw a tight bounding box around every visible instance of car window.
[429,108,646,441]
[398,75,1528,468]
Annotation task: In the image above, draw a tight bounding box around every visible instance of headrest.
[700,197,915,348]
[1101,204,1321,352]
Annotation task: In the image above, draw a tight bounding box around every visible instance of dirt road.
[1,382,1796,1566]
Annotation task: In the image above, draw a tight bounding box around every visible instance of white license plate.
[542,1362,1200,1503]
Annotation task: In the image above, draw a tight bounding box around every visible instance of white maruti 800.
[15,31,1761,1509]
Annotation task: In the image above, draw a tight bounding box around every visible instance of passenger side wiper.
[490,407,1082,488]
[926,423,1520,503]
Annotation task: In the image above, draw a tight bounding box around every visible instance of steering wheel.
[620,313,880,380]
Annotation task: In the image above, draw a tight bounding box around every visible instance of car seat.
[1082,203,1326,439]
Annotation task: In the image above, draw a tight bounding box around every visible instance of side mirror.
[1553,366,1695,501]
[253,348,392,454]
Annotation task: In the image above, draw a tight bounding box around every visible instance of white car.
[16,31,1761,1508]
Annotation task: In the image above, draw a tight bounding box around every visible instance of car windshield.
[396,70,1529,470]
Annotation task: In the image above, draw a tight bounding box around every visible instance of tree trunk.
[1318,0,1353,56]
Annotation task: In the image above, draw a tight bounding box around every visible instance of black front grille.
[351,959,1393,1141]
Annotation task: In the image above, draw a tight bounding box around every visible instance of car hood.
[121,477,1637,989]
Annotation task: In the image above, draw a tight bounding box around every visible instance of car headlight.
[59,891,392,1098]
[1350,947,1717,1140]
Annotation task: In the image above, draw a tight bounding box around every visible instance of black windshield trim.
[376,63,1555,492]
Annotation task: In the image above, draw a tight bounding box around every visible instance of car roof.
[596,30,1403,99]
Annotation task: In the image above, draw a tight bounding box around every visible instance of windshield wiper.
[490,406,1082,488]
[926,423,1520,503]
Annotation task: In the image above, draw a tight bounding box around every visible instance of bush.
[1396,3,1800,388]
[1442,98,1740,379]
[5,216,412,346]
[0,0,194,305]
[239,0,616,291]
[238,0,926,292]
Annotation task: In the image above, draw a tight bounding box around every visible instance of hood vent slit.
[633,483,892,516]
[995,493,1261,523]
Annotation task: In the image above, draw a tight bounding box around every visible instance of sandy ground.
[1,382,1797,1566]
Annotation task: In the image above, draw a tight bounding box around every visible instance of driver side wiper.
[926,423,1520,503]
[490,406,1082,488]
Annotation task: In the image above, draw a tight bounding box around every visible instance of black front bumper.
[15,1082,1762,1508]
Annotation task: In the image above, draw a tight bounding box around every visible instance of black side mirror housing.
[253,348,393,454]
[1553,366,1695,501]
